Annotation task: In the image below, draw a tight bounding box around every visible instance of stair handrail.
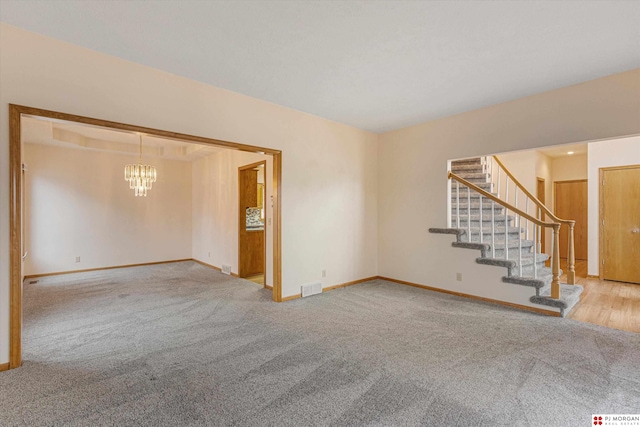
[493,156,573,225]
[491,155,576,285]
[449,171,562,300]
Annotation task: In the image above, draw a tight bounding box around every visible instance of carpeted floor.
[0,261,638,426]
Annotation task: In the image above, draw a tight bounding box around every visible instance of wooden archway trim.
[8,104,283,370]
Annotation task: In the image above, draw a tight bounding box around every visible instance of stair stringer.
[426,232,562,315]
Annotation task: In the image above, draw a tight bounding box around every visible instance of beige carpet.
[0,261,638,426]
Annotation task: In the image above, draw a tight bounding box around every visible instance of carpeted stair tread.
[463,226,523,234]
[476,253,548,269]
[460,177,492,184]
[451,191,498,197]
[451,158,482,166]
[454,213,515,222]
[530,284,584,317]
[452,182,494,191]
[502,275,549,289]
[451,164,486,173]
[451,193,499,201]
[454,172,490,180]
[428,228,464,236]
[451,239,534,251]
[452,204,504,212]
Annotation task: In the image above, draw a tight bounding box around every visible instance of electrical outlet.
[322,270,326,278]
[208,252,211,258]
[75,256,81,263]
[456,273,462,281]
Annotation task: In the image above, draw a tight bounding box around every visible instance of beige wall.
[191,150,272,283]
[23,144,193,276]
[378,68,640,295]
[551,154,588,183]
[587,136,640,275]
[0,24,379,364]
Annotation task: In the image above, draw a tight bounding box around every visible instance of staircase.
[430,156,583,317]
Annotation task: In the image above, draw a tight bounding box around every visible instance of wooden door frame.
[8,104,283,370]
[238,160,267,281]
[599,164,640,280]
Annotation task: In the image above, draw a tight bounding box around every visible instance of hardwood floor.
[564,259,640,333]
[245,274,265,285]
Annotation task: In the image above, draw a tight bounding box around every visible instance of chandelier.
[124,134,157,197]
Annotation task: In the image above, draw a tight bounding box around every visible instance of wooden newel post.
[567,222,576,285]
[551,224,561,299]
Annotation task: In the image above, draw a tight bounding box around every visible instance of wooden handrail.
[449,172,559,229]
[493,155,574,225]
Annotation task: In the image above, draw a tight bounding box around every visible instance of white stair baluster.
[514,187,518,227]
[505,177,509,205]
[525,198,529,240]
[467,185,471,242]
[533,224,538,278]
[518,214,523,277]
[491,200,495,258]
[479,195,483,243]
[505,207,509,261]
[456,180,460,229]
[489,156,493,182]
[537,208,542,253]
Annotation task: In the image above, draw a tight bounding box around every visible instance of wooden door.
[555,180,588,260]
[238,163,265,278]
[601,166,640,284]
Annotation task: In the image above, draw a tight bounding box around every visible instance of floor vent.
[301,282,322,298]
[222,264,232,275]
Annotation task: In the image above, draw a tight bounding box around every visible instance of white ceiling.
[2,1,639,133]
[537,142,588,159]
[22,116,222,162]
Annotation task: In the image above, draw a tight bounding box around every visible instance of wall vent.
[301,282,322,298]
[222,264,232,275]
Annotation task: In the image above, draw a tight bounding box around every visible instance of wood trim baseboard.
[378,276,561,317]
[281,276,379,302]
[587,274,600,279]
[264,284,273,290]
[191,258,240,277]
[323,276,379,293]
[282,293,301,302]
[0,363,9,372]
[23,259,192,280]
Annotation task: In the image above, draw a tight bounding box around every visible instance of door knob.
[633,229,640,234]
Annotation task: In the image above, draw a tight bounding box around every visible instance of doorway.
[238,161,266,284]
[8,104,283,370]
[600,165,640,284]
[554,180,588,260]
